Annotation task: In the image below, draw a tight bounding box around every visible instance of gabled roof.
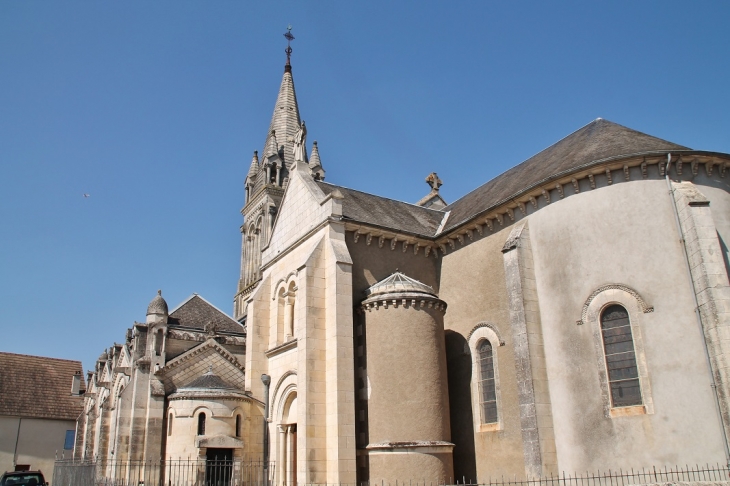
[0,352,84,421]
[168,294,244,334]
[442,118,690,232]
[316,181,444,238]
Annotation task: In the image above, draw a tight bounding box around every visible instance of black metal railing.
[52,461,730,486]
[53,458,275,486]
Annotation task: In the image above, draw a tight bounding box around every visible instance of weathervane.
[284,25,295,65]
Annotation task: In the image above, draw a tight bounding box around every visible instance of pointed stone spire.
[247,151,259,180]
[266,130,279,158]
[261,51,302,170]
[309,141,325,181]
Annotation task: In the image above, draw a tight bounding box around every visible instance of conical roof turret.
[146,290,169,325]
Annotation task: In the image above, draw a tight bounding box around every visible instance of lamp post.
[261,374,271,486]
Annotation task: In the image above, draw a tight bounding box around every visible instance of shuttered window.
[601,305,642,407]
[478,340,498,423]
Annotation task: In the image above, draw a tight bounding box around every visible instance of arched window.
[197,412,206,436]
[601,305,642,407]
[235,414,241,437]
[168,413,173,436]
[477,340,498,423]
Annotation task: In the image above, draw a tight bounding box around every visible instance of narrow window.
[64,430,75,450]
[154,329,163,356]
[601,305,642,407]
[235,414,241,437]
[168,413,173,436]
[477,340,498,423]
[197,412,206,436]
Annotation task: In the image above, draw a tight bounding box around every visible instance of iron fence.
[52,461,730,486]
[52,459,274,486]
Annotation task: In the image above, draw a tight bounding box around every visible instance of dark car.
[0,471,47,486]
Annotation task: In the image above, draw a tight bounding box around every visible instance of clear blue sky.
[2,1,729,372]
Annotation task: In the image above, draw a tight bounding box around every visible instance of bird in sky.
[83,193,90,198]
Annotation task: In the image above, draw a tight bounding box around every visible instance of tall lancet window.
[478,340,498,423]
[601,305,642,407]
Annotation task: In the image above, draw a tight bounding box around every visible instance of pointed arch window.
[477,340,498,424]
[601,305,642,407]
[197,412,206,436]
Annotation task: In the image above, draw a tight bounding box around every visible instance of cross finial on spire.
[284,25,295,68]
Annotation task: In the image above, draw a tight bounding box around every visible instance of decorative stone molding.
[721,162,727,178]
[605,168,613,185]
[588,174,596,189]
[365,441,454,454]
[571,178,580,193]
[529,196,537,209]
[485,219,494,231]
[466,229,474,241]
[576,284,654,325]
[676,156,683,175]
[691,159,699,176]
[456,234,464,245]
[623,165,630,181]
[360,272,447,314]
[506,208,515,221]
[542,189,550,204]
[518,202,526,214]
[641,159,648,179]
[390,237,398,251]
[495,213,504,226]
[467,322,506,346]
[378,235,385,248]
[264,338,297,358]
[706,161,714,176]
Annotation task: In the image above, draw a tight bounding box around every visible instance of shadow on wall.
[719,233,730,286]
[445,331,477,483]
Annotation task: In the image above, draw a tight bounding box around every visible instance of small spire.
[247,151,260,179]
[284,25,295,72]
[267,130,278,157]
[309,141,326,181]
[157,289,162,296]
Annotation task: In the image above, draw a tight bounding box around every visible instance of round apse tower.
[359,272,453,484]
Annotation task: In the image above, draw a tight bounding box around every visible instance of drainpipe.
[261,374,271,486]
[664,153,730,466]
[12,417,22,468]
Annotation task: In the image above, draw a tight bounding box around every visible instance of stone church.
[76,41,730,486]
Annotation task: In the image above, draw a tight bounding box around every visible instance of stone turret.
[146,290,168,325]
[309,141,325,181]
[359,272,454,484]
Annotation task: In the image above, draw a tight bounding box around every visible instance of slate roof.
[365,272,437,298]
[168,294,245,334]
[0,352,84,421]
[316,181,444,238]
[180,369,234,391]
[442,118,690,232]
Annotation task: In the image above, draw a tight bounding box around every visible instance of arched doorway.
[277,392,297,486]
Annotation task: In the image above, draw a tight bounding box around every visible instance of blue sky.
[1,1,729,372]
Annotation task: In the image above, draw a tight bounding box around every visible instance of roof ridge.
[317,181,445,214]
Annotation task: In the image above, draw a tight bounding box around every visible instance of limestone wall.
[0,416,76,479]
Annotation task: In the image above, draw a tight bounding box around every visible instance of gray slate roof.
[316,181,444,238]
[168,295,244,334]
[0,352,84,421]
[180,370,233,390]
[442,118,689,232]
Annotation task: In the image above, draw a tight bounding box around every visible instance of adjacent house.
[0,352,85,478]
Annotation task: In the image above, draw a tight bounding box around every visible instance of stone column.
[286,425,294,486]
[283,296,293,341]
[277,426,286,486]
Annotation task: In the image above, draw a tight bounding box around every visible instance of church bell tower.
[234,28,306,321]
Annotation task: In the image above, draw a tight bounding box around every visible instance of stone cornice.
[264,339,298,358]
[359,294,446,314]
